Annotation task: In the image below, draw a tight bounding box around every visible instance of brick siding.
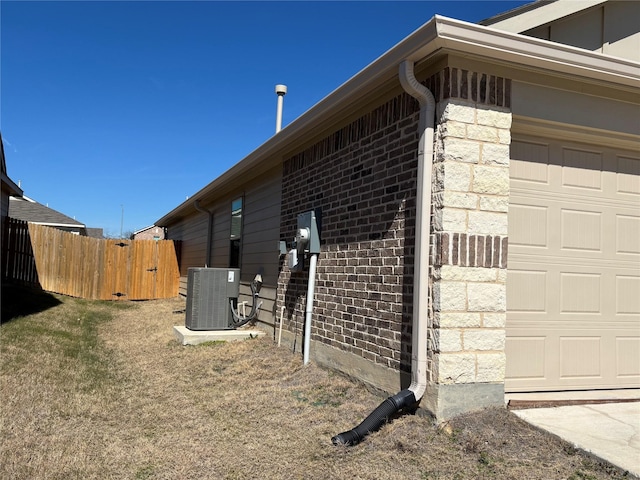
[277,67,512,378]
[278,93,422,372]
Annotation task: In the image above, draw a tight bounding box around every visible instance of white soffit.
[482,0,607,33]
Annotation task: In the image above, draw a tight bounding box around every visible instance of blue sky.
[1,1,529,237]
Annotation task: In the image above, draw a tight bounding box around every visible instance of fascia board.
[1,172,23,197]
[434,16,640,89]
[482,0,607,33]
[133,225,155,235]
[29,221,86,228]
[156,14,639,226]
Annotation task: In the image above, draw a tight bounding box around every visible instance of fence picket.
[2,222,178,300]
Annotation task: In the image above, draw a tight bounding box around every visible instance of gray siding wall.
[167,213,209,275]
[523,1,640,61]
[241,168,282,287]
[211,204,230,268]
[166,168,282,324]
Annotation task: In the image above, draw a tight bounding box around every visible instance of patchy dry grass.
[0,289,629,479]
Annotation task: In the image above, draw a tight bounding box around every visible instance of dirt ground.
[0,293,631,479]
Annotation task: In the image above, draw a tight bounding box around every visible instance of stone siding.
[431,96,512,392]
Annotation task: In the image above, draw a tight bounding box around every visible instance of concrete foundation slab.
[173,325,265,345]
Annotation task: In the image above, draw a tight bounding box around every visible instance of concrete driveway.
[513,401,640,478]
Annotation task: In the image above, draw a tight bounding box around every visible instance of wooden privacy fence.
[24,223,180,300]
[2,217,39,285]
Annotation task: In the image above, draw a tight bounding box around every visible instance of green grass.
[1,289,135,392]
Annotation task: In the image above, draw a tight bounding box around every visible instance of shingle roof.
[9,196,85,228]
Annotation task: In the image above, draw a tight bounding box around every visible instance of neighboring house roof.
[9,195,85,229]
[133,225,159,235]
[156,5,639,227]
[86,227,104,239]
[1,133,23,198]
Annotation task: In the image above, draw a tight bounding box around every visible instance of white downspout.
[331,61,437,447]
[399,60,435,402]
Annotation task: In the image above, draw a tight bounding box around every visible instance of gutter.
[156,15,638,227]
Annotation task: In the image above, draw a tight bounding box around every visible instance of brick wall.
[277,67,512,408]
[278,92,421,372]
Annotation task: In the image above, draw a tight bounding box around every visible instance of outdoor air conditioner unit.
[185,267,240,330]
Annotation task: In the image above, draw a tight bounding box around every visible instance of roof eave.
[28,221,86,229]
[156,14,639,226]
[1,172,23,197]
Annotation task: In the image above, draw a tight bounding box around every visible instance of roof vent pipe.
[332,60,435,446]
[275,84,287,133]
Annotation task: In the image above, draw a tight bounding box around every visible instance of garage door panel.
[560,272,601,314]
[506,336,546,379]
[617,337,640,377]
[507,136,640,392]
[510,140,550,183]
[507,326,640,390]
[616,215,640,254]
[507,270,547,312]
[617,155,640,195]
[562,147,604,190]
[616,276,640,315]
[559,336,602,378]
[560,209,602,252]
[508,204,548,247]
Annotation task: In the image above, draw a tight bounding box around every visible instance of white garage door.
[506,135,640,392]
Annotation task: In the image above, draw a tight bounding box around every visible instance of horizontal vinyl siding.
[166,167,282,313]
[241,168,282,288]
[238,284,277,326]
[166,213,209,295]
[211,204,230,268]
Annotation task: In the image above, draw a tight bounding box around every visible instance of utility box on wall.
[185,267,240,330]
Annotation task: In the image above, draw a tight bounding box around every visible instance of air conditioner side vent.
[185,267,240,330]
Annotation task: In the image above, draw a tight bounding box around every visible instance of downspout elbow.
[399,60,435,134]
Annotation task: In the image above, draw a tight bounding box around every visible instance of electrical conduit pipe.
[332,60,435,446]
[303,253,318,365]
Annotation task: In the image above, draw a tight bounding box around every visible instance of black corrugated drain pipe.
[331,389,417,446]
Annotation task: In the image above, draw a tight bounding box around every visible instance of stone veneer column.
[424,70,512,420]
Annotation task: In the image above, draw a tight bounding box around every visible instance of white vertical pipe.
[275,84,287,133]
[278,305,285,347]
[303,253,318,365]
[399,60,435,402]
